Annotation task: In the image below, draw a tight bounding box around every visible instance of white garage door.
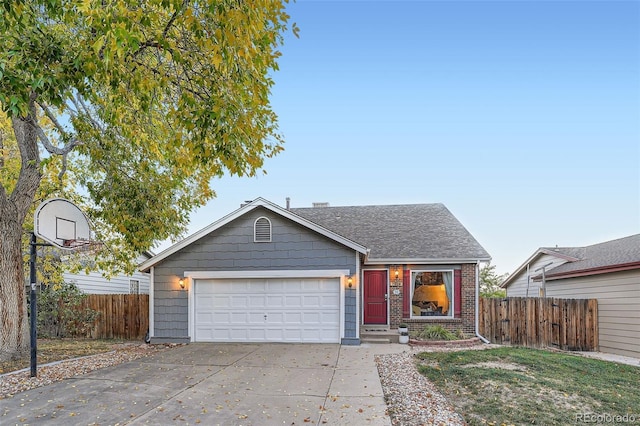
[194,278,341,343]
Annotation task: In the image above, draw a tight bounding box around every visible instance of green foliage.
[480,262,508,298]
[36,282,99,338]
[411,325,458,341]
[0,0,295,271]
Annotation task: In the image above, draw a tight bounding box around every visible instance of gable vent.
[254,217,272,242]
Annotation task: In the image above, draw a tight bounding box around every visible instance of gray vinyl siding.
[546,269,640,358]
[152,207,358,342]
[506,255,570,297]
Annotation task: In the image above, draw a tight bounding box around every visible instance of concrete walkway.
[574,351,640,367]
[1,343,408,425]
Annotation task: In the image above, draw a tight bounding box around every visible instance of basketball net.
[62,239,104,254]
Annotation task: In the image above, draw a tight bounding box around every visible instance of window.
[130,279,140,294]
[254,217,272,242]
[411,270,453,318]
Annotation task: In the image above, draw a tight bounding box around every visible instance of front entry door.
[363,270,388,324]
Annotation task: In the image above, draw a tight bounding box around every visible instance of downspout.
[475,261,490,344]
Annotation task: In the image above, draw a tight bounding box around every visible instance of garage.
[193,277,341,343]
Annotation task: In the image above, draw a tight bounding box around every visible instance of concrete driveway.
[1,343,407,425]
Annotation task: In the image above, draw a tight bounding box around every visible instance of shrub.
[412,325,458,341]
[36,282,100,338]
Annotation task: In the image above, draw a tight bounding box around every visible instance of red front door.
[364,270,388,324]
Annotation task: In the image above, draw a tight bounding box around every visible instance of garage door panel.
[284,312,302,323]
[323,295,340,304]
[194,277,340,343]
[249,296,266,306]
[266,281,286,291]
[212,297,230,308]
[267,295,284,307]
[285,295,302,306]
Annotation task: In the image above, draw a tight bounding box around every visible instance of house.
[502,234,640,358]
[139,198,490,345]
[64,252,153,294]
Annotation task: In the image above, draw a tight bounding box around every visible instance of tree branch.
[132,0,188,59]
[75,94,105,132]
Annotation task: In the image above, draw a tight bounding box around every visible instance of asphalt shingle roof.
[543,234,640,276]
[290,203,490,261]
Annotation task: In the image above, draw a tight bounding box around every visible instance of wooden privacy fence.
[80,294,149,340]
[479,297,598,351]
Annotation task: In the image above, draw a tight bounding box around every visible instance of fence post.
[479,297,597,351]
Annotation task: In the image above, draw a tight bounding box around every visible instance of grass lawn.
[416,347,640,426]
[0,338,129,375]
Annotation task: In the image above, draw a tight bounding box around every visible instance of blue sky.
[159,0,640,275]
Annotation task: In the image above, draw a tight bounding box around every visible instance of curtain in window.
[443,271,452,310]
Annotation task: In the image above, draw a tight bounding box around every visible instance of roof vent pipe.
[286,197,290,210]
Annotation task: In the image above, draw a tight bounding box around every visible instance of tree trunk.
[0,107,42,361]
[0,213,29,361]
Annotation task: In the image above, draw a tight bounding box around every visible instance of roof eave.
[533,261,640,281]
[365,257,490,265]
[140,198,368,272]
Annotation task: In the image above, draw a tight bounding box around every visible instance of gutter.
[475,261,490,344]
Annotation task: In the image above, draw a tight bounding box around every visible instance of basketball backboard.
[34,198,92,250]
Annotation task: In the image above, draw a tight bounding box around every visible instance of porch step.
[360,327,399,344]
[361,337,393,344]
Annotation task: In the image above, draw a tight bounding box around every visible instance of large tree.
[0,0,294,361]
[479,262,508,298]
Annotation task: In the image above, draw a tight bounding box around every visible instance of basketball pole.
[29,232,37,378]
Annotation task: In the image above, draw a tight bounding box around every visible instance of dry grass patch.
[415,347,640,425]
[0,338,132,374]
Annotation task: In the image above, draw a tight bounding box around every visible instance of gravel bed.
[376,343,500,426]
[0,343,172,399]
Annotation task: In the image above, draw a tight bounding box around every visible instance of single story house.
[140,198,490,345]
[64,252,152,294]
[502,234,640,358]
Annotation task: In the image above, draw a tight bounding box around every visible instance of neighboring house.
[140,198,490,345]
[64,252,153,294]
[502,234,640,358]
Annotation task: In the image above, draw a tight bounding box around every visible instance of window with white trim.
[130,279,140,294]
[410,270,454,318]
[254,217,272,242]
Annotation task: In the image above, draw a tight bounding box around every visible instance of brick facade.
[387,263,477,337]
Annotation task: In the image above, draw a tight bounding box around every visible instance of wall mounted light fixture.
[347,276,353,288]
[391,265,401,280]
[179,278,186,289]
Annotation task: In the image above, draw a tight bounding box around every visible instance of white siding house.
[502,250,581,297]
[503,235,640,358]
[64,252,152,294]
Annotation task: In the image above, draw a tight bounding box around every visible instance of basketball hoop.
[30,198,98,378]
[34,198,93,250]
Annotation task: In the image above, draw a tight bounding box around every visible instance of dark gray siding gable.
[152,207,359,343]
